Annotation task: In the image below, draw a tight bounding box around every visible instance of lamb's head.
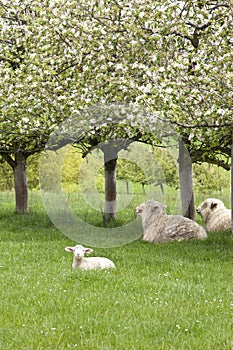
[65,244,93,260]
[135,200,166,219]
[196,198,226,218]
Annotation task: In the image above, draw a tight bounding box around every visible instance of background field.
[0,188,232,350]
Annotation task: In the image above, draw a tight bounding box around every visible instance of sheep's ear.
[84,248,93,254]
[65,247,74,252]
[152,203,166,214]
[152,204,159,212]
[210,202,218,210]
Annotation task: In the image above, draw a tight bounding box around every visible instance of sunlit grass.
[0,191,232,349]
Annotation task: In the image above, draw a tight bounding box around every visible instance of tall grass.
[0,190,232,350]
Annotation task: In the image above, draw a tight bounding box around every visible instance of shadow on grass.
[0,191,232,253]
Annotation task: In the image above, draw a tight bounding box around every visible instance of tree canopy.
[0,0,232,214]
[75,0,232,167]
[1,0,232,161]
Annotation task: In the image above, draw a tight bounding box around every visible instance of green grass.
[0,191,233,350]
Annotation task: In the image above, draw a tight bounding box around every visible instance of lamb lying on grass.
[196,198,231,232]
[65,244,115,270]
[135,200,207,243]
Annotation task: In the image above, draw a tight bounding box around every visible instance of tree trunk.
[126,181,129,194]
[178,139,196,220]
[103,147,118,222]
[142,182,146,195]
[231,144,233,235]
[13,152,29,213]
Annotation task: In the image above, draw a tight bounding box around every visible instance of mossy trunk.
[103,147,118,223]
[13,152,29,213]
[104,158,117,222]
[178,139,195,220]
[231,144,233,235]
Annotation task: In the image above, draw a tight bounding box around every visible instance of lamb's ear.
[84,247,93,254]
[65,247,74,252]
[210,202,218,210]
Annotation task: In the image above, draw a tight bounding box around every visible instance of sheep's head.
[65,245,93,260]
[196,198,225,217]
[135,200,166,218]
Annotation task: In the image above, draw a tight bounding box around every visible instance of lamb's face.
[73,246,86,259]
[196,198,225,217]
[65,245,93,259]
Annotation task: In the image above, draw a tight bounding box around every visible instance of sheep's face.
[196,198,225,217]
[65,245,93,260]
[135,202,146,215]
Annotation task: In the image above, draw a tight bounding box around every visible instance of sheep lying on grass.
[135,200,207,243]
[196,198,231,232]
[65,244,115,270]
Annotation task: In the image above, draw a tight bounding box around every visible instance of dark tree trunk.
[103,147,118,222]
[142,182,146,195]
[13,152,29,213]
[178,139,196,220]
[126,181,129,194]
[231,144,233,235]
[160,183,165,195]
[1,151,29,213]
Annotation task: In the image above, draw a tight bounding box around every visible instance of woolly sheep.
[65,244,115,270]
[135,200,207,243]
[196,198,231,232]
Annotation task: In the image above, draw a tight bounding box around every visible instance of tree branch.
[0,152,16,168]
[171,120,233,129]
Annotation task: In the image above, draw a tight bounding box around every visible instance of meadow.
[0,189,232,350]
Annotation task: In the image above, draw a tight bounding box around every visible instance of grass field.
[0,190,232,350]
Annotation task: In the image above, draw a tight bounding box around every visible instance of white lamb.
[135,200,207,243]
[196,198,231,232]
[65,244,115,270]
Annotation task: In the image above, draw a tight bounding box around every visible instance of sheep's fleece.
[135,200,207,243]
[196,198,231,232]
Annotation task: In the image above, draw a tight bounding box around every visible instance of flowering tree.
[69,0,232,219]
[43,105,174,221]
[58,0,232,219]
[0,1,86,212]
[1,0,232,218]
[81,0,232,161]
